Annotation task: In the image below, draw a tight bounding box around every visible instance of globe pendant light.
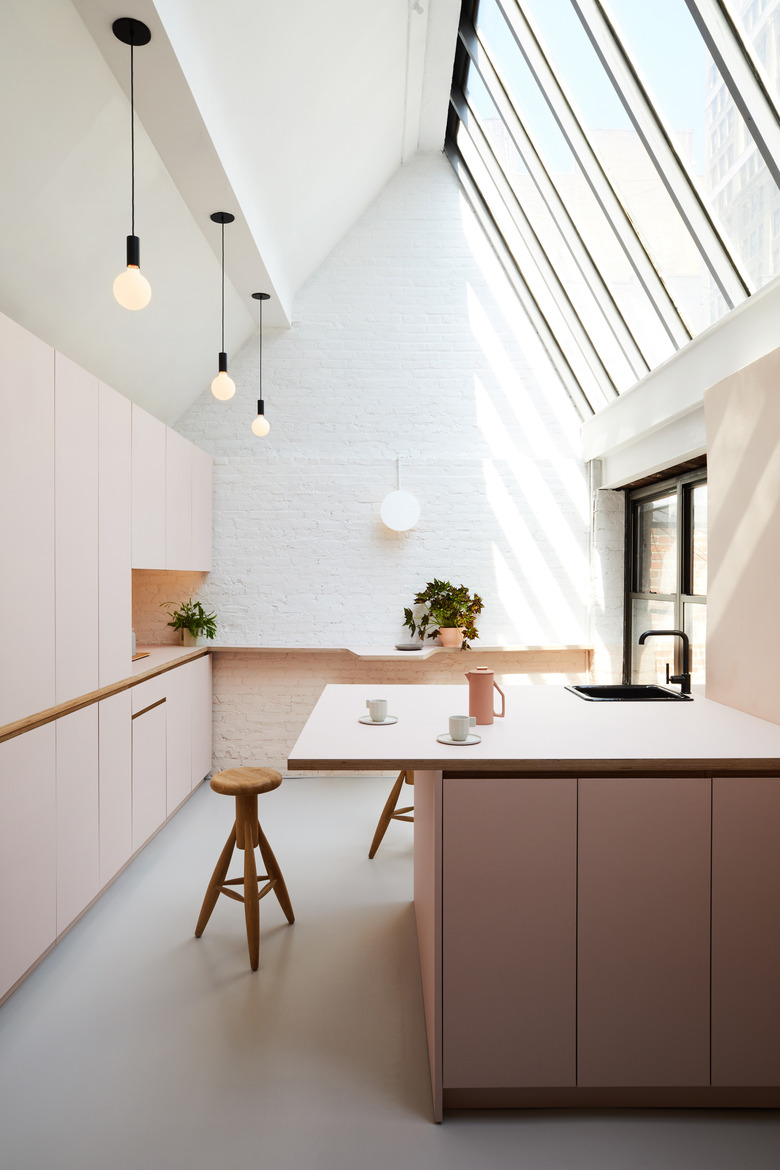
[112,18,152,311]
[251,292,271,437]
[380,457,420,530]
[210,212,236,400]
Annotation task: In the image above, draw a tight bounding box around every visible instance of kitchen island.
[289,683,780,1121]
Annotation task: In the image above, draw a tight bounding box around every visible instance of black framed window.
[624,469,707,685]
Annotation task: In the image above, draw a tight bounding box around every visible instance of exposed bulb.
[113,265,151,310]
[251,414,271,437]
[211,371,236,401]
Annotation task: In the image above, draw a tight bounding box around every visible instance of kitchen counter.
[289,684,780,1122]
[287,682,780,774]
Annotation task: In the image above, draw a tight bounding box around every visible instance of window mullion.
[684,0,780,191]
[569,0,751,309]
[495,0,692,349]
[454,94,620,405]
[461,21,651,382]
[445,142,596,420]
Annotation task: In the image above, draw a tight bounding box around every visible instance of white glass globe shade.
[210,370,236,401]
[251,414,271,437]
[113,265,151,310]
[380,490,420,531]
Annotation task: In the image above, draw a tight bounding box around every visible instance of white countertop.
[287,683,780,774]
[207,643,591,660]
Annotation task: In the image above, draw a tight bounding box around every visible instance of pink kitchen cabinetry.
[442,776,577,1090]
[164,663,192,814]
[0,726,57,1001]
[55,353,99,704]
[131,403,166,569]
[577,776,711,1087]
[56,706,100,934]
[711,776,780,1086]
[131,676,168,849]
[190,655,213,787]
[165,428,193,571]
[98,384,132,687]
[98,691,133,888]
[0,314,55,727]
[191,444,213,571]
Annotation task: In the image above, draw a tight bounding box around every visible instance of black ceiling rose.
[112,18,152,48]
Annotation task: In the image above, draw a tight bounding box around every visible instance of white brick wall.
[140,153,618,771]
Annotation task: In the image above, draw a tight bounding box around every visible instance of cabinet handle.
[132,697,167,720]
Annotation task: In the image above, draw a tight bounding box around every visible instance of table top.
[287,683,780,775]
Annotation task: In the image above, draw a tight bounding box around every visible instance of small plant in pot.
[403,579,483,650]
[161,598,217,645]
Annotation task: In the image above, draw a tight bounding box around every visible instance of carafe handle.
[494,680,505,718]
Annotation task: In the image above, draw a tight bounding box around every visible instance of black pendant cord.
[221,221,225,352]
[258,296,263,395]
[130,41,135,236]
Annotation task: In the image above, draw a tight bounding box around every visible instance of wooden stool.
[368,769,414,858]
[195,767,294,970]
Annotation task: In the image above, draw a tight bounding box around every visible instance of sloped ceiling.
[0,0,459,423]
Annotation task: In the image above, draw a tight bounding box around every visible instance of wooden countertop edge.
[287,756,780,776]
[210,644,594,658]
[0,648,210,744]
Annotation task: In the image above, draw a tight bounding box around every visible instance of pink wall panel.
[712,776,780,1085]
[413,769,442,1122]
[56,706,100,934]
[442,776,577,1089]
[578,776,711,1087]
[98,692,132,887]
[98,383,132,687]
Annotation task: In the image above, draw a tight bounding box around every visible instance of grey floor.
[1,774,779,1170]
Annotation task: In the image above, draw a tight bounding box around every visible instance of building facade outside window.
[624,469,707,686]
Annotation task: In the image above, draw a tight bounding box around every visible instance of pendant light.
[380,457,420,530]
[112,18,152,311]
[210,212,236,400]
[250,292,271,437]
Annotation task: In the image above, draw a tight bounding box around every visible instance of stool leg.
[257,823,295,924]
[368,770,406,858]
[243,824,260,971]
[195,825,237,937]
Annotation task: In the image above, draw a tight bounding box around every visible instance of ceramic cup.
[366,699,388,722]
[449,714,477,741]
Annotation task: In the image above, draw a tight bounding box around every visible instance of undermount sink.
[566,684,693,702]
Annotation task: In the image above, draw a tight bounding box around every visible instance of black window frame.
[623,467,707,684]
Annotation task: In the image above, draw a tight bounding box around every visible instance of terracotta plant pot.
[437,627,465,648]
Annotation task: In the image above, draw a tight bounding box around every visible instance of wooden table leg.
[369,770,406,858]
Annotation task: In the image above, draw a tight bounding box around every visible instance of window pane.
[474,0,677,368]
[635,492,678,594]
[631,600,676,683]
[684,601,707,684]
[517,0,717,334]
[608,0,780,306]
[691,483,707,595]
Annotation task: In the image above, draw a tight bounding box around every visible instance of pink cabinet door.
[56,706,100,934]
[190,655,212,787]
[165,664,192,814]
[191,444,213,571]
[98,692,133,886]
[131,700,167,849]
[165,429,192,570]
[98,383,132,687]
[712,776,780,1085]
[0,725,56,1000]
[577,776,711,1087]
[131,404,166,569]
[442,776,577,1088]
[0,312,55,727]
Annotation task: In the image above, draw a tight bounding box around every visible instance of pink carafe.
[465,667,505,725]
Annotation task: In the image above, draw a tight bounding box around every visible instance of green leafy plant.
[161,597,217,641]
[403,578,483,649]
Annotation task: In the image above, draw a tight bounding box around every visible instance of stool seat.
[210,767,282,797]
[196,766,293,970]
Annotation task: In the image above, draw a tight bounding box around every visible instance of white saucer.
[436,732,481,746]
[359,715,398,726]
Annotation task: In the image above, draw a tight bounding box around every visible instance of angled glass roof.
[447,0,780,418]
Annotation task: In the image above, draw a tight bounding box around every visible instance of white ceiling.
[0,0,459,423]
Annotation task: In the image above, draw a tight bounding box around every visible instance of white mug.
[366,699,388,722]
[449,714,476,741]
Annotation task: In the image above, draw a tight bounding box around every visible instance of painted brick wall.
[134,153,616,772]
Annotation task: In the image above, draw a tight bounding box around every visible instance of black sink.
[566,684,693,702]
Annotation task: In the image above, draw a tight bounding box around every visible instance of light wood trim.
[289,756,780,775]
[131,698,167,720]
[0,648,209,744]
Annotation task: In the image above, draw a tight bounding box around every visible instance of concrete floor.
[1,774,779,1169]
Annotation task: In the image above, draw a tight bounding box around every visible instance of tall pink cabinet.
[0,310,214,1004]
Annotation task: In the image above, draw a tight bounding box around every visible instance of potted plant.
[403,578,483,649]
[161,597,217,645]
